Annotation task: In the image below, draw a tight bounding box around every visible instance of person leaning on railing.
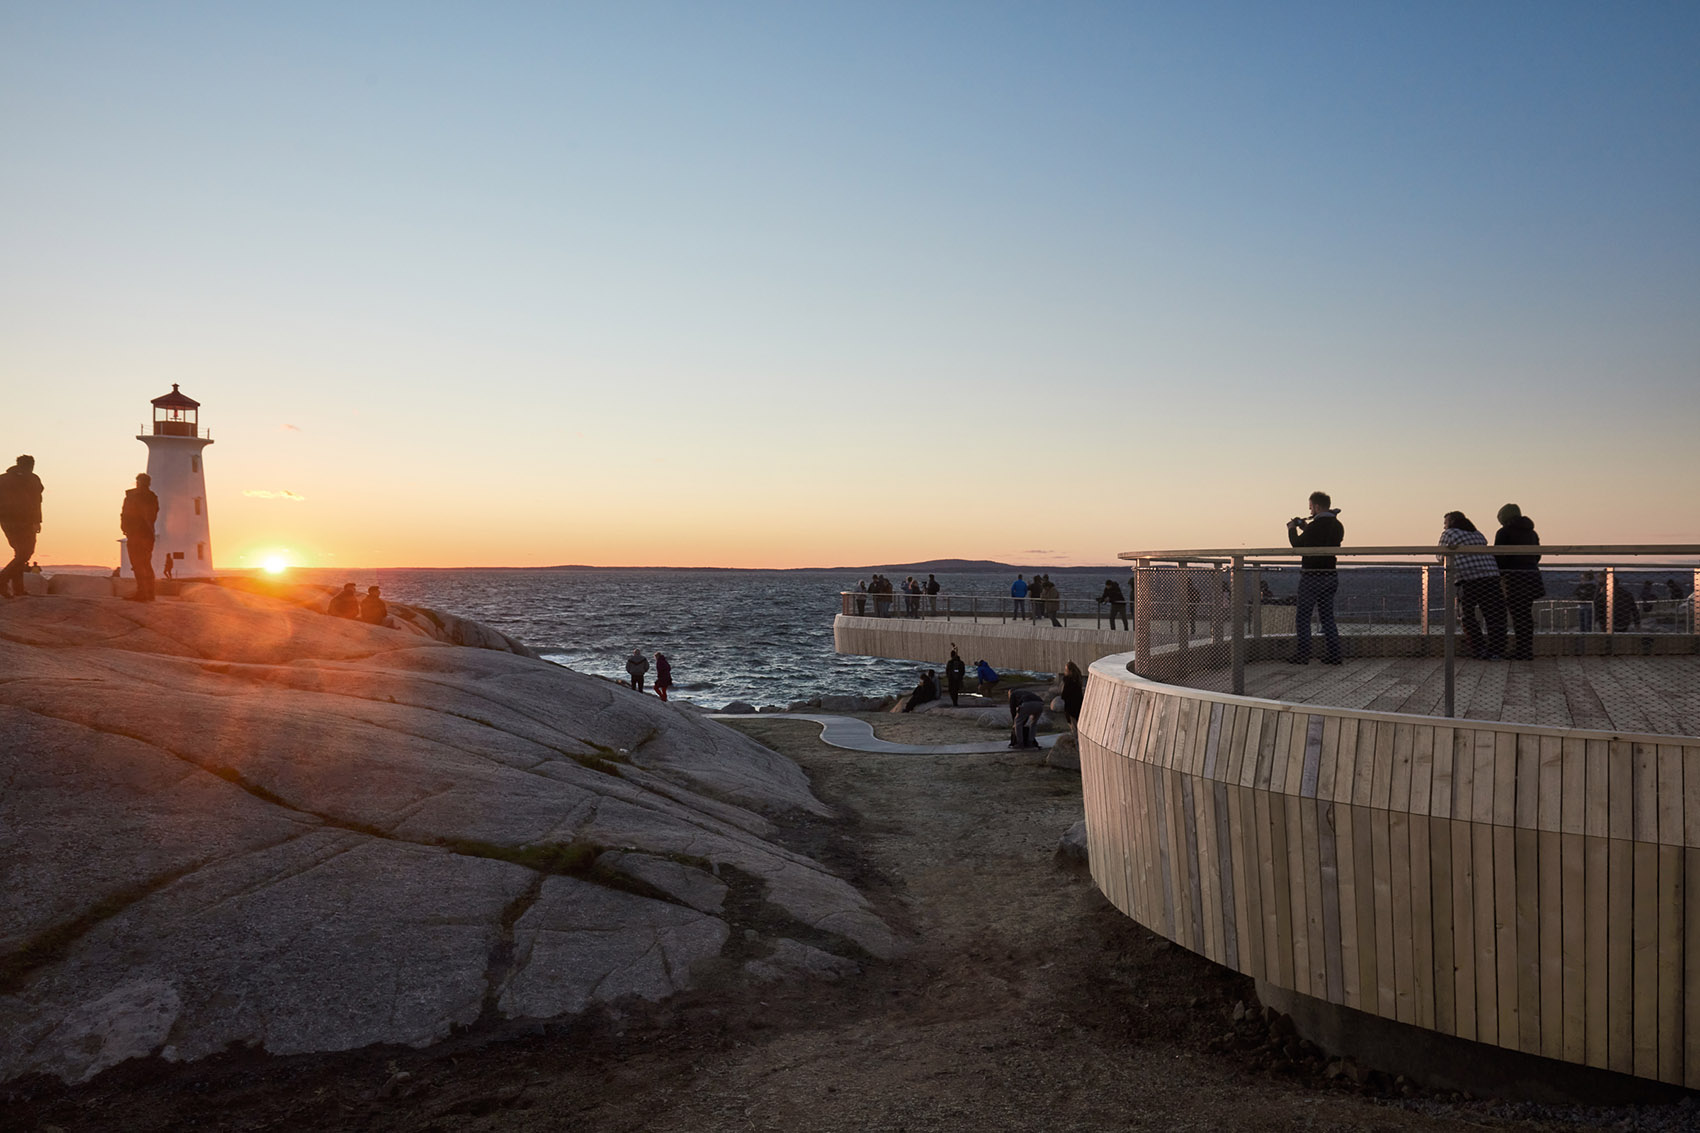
[1439,511,1508,660]
[1494,503,1542,660]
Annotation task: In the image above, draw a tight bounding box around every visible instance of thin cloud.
[243,489,307,501]
[280,424,301,432]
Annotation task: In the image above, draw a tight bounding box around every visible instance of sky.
[3,1,1697,569]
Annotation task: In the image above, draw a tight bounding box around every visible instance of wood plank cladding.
[1079,653,1700,1089]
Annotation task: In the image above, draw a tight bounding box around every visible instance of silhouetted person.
[1669,579,1688,601]
[1494,503,1543,660]
[625,648,649,692]
[120,472,160,603]
[1440,511,1506,660]
[925,573,940,614]
[945,647,966,706]
[975,659,1000,693]
[902,668,939,712]
[1040,576,1061,627]
[855,579,867,615]
[653,652,672,701]
[1595,576,1641,632]
[327,583,360,618]
[0,455,44,599]
[360,585,388,625]
[1098,579,1127,629]
[1061,661,1085,729]
[161,554,174,580]
[1009,688,1044,749]
[1285,491,1343,664]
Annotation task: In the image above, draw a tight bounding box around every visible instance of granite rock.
[0,589,892,1084]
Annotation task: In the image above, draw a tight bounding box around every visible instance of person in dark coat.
[625,648,649,692]
[1008,688,1044,749]
[1097,579,1128,630]
[360,586,389,625]
[1061,661,1085,729]
[120,473,161,603]
[653,652,672,702]
[0,455,44,598]
[944,647,966,706]
[328,583,361,619]
[1494,503,1543,660]
[1594,576,1642,632]
[902,669,939,712]
[1285,491,1344,664]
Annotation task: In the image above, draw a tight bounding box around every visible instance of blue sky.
[3,2,1696,566]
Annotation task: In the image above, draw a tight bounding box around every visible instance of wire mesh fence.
[1127,553,1700,736]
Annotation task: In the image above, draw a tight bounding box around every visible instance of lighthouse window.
[194,497,202,516]
[197,543,205,560]
[191,456,200,473]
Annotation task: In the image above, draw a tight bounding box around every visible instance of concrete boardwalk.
[710,713,1061,755]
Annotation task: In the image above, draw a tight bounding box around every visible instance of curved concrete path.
[709,713,1061,755]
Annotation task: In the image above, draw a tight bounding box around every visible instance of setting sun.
[262,556,288,575]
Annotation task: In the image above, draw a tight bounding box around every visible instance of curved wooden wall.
[1078,652,1700,1087]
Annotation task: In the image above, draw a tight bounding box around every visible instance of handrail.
[1120,544,1700,560]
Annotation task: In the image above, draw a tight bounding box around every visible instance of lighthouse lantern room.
[125,384,216,578]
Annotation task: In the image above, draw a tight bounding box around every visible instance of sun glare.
[262,556,289,575]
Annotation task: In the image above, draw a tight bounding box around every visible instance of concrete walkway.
[709,712,1061,755]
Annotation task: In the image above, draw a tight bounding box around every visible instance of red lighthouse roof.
[151,384,201,410]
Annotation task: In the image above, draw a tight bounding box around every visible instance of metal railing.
[839,591,1134,628]
[1116,545,1700,730]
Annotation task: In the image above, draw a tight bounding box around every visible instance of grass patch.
[442,839,604,877]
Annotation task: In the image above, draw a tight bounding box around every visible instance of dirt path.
[3,716,1659,1131]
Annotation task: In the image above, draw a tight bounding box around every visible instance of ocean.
[285,566,1130,710]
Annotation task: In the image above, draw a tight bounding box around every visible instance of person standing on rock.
[626,648,649,692]
[120,473,160,603]
[653,651,672,701]
[0,455,44,599]
[944,647,966,706]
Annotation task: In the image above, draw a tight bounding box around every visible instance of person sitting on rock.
[328,583,361,618]
[360,585,389,625]
[1008,688,1045,749]
[902,669,939,712]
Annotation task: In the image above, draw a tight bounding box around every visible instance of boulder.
[1045,732,1082,771]
[720,701,757,714]
[0,589,892,1085]
[1055,819,1089,869]
[45,573,113,598]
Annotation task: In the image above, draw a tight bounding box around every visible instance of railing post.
[1421,566,1431,635]
[1133,560,1151,671]
[1442,557,1456,718]
[1230,555,1246,696]
[1692,569,1699,634]
[1211,563,1225,646]
[1605,566,1616,640]
[1250,566,1264,639]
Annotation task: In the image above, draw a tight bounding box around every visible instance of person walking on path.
[625,648,649,692]
[1494,503,1543,660]
[653,652,672,701]
[0,456,44,598]
[1061,661,1086,730]
[1097,579,1128,630]
[120,473,161,603]
[1285,491,1344,665]
[1439,511,1507,660]
[1010,574,1028,618]
[360,585,389,625]
[328,583,361,618]
[944,647,966,706]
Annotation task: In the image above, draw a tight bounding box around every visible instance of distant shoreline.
[42,560,1130,575]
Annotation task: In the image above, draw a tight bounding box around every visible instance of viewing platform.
[1076,545,1700,1093]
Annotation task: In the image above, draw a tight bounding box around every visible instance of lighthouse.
[124,385,215,579]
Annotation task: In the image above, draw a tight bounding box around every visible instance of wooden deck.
[1176,656,1700,739]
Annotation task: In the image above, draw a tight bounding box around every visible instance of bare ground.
[3,714,1684,1132]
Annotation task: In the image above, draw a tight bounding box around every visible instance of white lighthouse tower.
[124,385,215,579]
